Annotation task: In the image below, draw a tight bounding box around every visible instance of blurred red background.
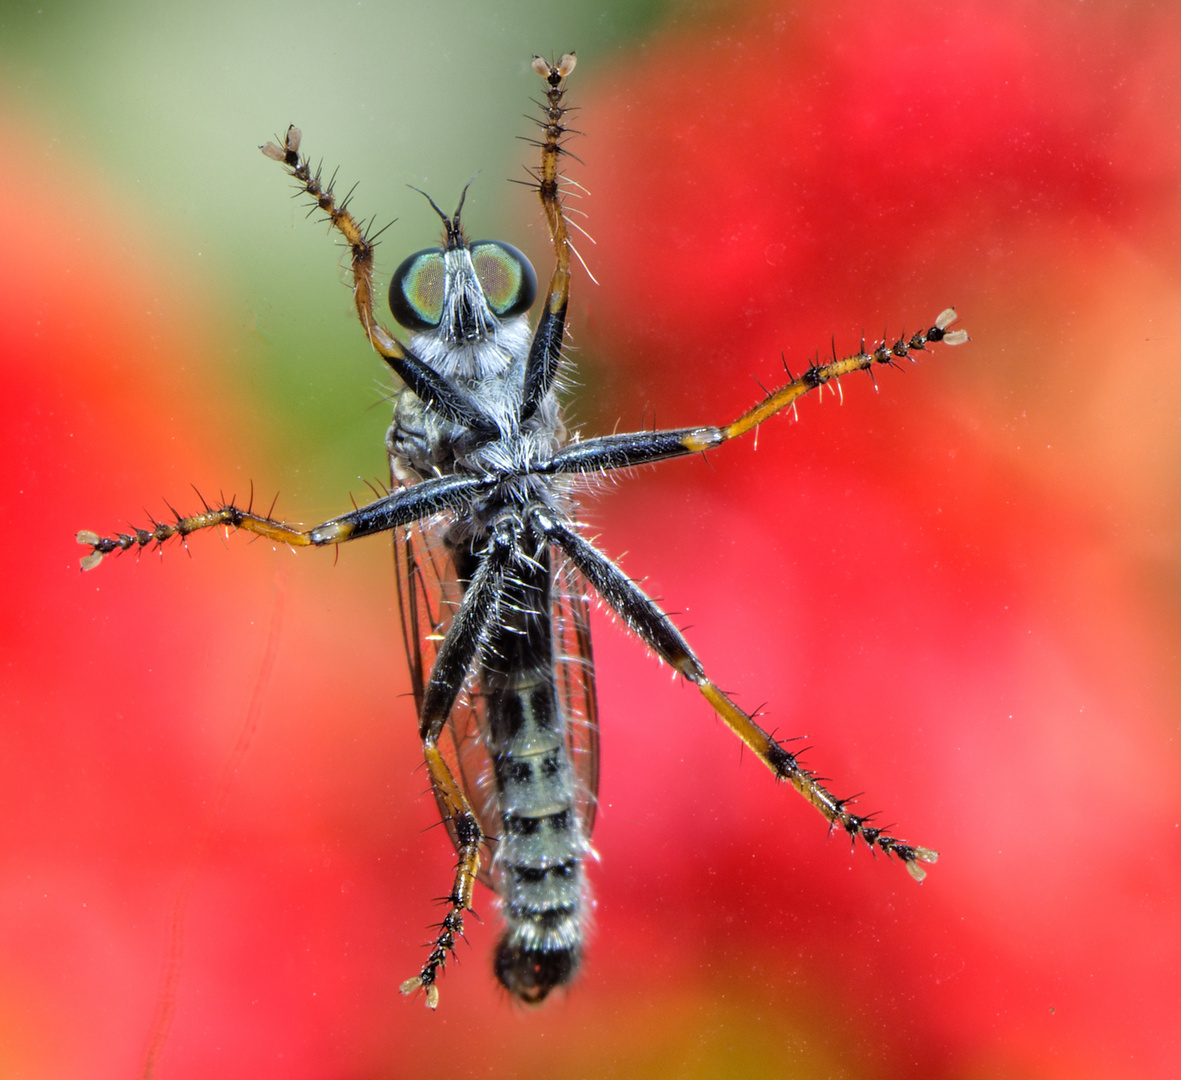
[3,1,1179,1078]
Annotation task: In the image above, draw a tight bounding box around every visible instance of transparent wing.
[552,554,600,838]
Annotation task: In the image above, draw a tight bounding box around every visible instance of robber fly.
[77,53,967,1009]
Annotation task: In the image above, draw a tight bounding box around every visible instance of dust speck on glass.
[77,52,968,1010]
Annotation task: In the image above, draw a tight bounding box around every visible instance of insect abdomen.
[485,556,588,1002]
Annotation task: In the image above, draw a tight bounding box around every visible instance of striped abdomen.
[484,547,588,1002]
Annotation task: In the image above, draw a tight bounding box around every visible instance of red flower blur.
[3,2,1179,1078]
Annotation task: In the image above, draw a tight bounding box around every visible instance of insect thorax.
[389,315,564,471]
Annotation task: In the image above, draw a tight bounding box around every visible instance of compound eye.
[470,241,537,318]
[389,248,445,330]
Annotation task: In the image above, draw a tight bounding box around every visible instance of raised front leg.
[520,53,578,421]
[260,128,495,432]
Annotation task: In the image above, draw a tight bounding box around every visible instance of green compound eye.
[470,241,537,318]
[389,249,446,330]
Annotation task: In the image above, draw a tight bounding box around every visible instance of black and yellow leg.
[260,129,494,432]
[76,474,491,570]
[688,309,969,451]
[261,126,397,360]
[398,522,515,1008]
[530,52,576,311]
[520,53,577,419]
[536,509,938,882]
[541,310,969,477]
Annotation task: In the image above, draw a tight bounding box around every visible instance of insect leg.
[695,310,969,452]
[533,509,938,882]
[520,53,577,421]
[260,128,495,433]
[76,474,489,569]
[399,520,518,1009]
[539,311,969,475]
